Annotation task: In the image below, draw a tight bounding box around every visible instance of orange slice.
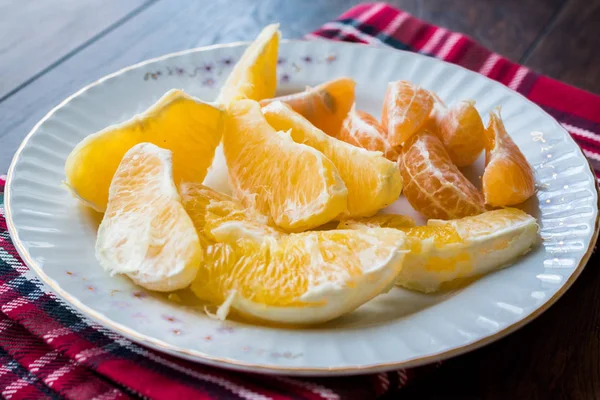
[216,24,280,104]
[65,89,223,212]
[337,208,538,292]
[482,109,535,206]
[182,183,408,324]
[95,143,202,292]
[338,106,398,161]
[381,80,434,147]
[400,130,485,219]
[223,100,348,232]
[262,101,402,218]
[259,77,355,137]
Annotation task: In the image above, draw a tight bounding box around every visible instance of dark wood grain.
[0,0,149,100]
[523,0,600,94]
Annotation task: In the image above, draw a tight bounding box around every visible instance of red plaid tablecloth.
[1,3,599,399]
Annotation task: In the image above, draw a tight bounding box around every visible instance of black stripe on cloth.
[0,346,63,400]
[336,18,411,50]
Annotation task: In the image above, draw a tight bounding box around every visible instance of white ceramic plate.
[5,40,599,376]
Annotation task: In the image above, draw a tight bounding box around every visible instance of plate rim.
[5,39,600,376]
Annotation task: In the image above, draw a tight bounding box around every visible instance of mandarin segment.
[423,90,447,136]
[262,101,402,218]
[438,100,486,167]
[338,106,398,161]
[65,90,224,212]
[259,77,356,137]
[482,110,536,206]
[181,182,408,324]
[400,130,485,220]
[382,81,434,147]
[95,143,202,292]
[223,100,348,232]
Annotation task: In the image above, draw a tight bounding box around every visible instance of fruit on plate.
[216,23,280,104]
[437,100,486,167]
[339,208,538,293]
[259,77,356,137]
[400,130,485,219]
[482,109,536,206]
[382,80,434,147]
[205,24,280,194]
[337,214,416,230]
[179,182,274,244]
[338,106,399,161]
[181,183,409,324]
[65,89,224,212]
[223,100,348,231]
[96,143,202,292]
[262,101,402,217]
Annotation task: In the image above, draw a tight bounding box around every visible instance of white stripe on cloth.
[377,372,390,392]
[2,377,31,399]
[478,53,501,76]
[420,27,447,54]
[29,350,60,373]
[84,329,274,400]
[354,2,385,23]
[44,363,74,387]
[436,32,461,60]
[0,318,14,332]
[0,233,49,277]
[508,66,529,90]
[397,369,409,387]
[562,123,600,145]
[2,297,30,313]
[583,149,600,162]
[380,12,410,37]
[0,361,15,377]
[0,245,30,274]
[93,388,122,400]
[43,323,88,343]
[272,376,341,400]
[318,22,382,45]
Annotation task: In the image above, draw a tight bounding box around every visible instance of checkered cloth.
[1,3,599,399]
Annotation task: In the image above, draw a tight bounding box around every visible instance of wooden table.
[1,0,598,398]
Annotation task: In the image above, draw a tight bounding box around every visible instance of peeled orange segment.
[259,77,355,137]
[337,214,416,230]
[338,208,538,293]
[338,106,399,161]
[95,143,202,292]
[381,81,434,147]
[65,89,224,212]
[399,208,538,292]
[400,130,485,220]
[223,100,348,232]
[483,110,536,207]
[205,24,280,194]
[180,182,274,243]
[262,101,402,218]
[438,100,486,167]
[181,183,408,324]
[216,24,280,104]
[422,91,447,135]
